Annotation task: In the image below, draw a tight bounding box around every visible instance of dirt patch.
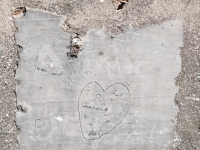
[1,0,200,149]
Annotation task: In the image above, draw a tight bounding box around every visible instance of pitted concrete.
[15,10,183,150]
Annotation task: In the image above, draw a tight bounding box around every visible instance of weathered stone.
[15,10,183,150]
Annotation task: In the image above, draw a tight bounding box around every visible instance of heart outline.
[78,81,131,140]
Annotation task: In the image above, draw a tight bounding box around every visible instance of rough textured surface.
[0,0,200,150]
[15,10,182,150]
[0,1,19,150]
[12,0,184,35]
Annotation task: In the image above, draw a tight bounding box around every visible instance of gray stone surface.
[15,10,183,150]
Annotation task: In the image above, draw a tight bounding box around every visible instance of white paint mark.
[100,0,104,3]
[55,116,63,122]
[134,131,138,135]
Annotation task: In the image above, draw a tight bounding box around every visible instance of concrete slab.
[15,10,183,150]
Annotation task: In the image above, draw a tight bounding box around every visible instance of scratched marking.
[78,81,131,140]
[35,44,65,76]
[35,118,52,139]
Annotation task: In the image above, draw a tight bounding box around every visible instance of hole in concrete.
[99,52,104,56]
[67,33,83,58]
[112,0,128,10]
[117,2,126,10]
[17,105,27,113]
[16,45,23,50]
[13,7,26,18]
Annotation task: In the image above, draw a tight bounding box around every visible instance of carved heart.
[78,82,131,140]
